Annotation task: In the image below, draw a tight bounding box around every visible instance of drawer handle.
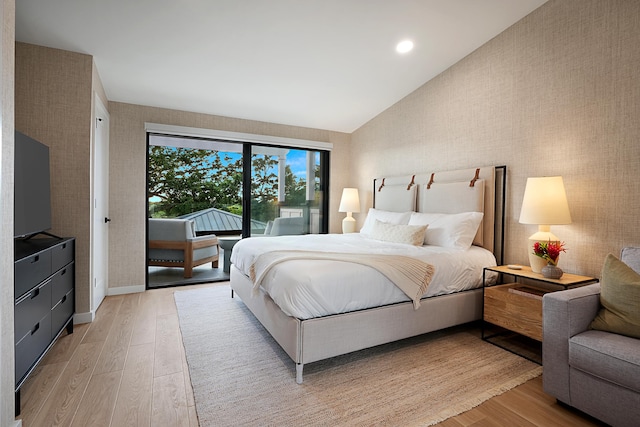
[62,243,67,249]
[31,288,40,299]
[61,295,67,304]
[31,255,39,263]
[31,322,40,335]
[61,268,67,276]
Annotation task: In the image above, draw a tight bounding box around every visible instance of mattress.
[231,233,496,319]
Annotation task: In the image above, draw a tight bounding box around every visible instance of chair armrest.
[542,283,601,403]
[189,234,219,245]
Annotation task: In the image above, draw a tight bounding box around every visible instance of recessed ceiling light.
[396,40,414,54]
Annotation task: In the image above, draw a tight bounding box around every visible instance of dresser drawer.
[15,250,52,299]
[51,289,74,338]
[15,279,52,343]
[15,313,52,385]
[484,283,543,341]
[51,239,74,271]
[51,262,74,305]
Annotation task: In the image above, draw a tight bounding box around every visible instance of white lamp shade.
[519,176,572,225]
[339,188,360,213]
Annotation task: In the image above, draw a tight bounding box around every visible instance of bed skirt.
[230,265,483,383]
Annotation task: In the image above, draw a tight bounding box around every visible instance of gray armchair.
[262,216,305,236]
[542,247,640,427]
[148,218,219,278]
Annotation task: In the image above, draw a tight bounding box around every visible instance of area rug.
[175,285,542,426]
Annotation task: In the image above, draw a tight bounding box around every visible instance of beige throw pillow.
[590,253,640,339]
[369,220,428,246]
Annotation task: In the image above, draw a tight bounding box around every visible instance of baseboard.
[107,284,145,296]
[74,311,95,324]
[13,420,22,427]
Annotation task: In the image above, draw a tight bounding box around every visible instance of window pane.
[250,147,326,236]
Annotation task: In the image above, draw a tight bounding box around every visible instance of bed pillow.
[590,253,640,339]
[419,180,485,246]
[408,211,484,249]
[360,208,412,236]
[368,220,428,246]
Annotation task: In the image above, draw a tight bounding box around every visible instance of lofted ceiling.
[15,0,547,133]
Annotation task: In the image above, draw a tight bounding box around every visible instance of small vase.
[542,263,563,279]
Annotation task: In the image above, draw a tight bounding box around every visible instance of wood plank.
[156,291,179,316]
[130,291,159,346]
[93,292,139,374]
[472,398,537,426]
[81,295,124,344]
[183,351,195,407]
[40,322,90,365]
[16,361,68,426]
[111,342,155,427]
[188,404,199,427]
[28,341,104,426]
[70,370,122,427]
[154,313,183,377]
[151,372,190,427]
[487,265,596,287]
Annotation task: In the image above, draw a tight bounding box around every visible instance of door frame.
[91,94,109,315]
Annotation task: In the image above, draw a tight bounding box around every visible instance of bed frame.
[231,166,506,383]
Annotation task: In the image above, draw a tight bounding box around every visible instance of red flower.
[533,240,566,266]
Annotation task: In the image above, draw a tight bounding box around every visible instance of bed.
[230,166,506,383]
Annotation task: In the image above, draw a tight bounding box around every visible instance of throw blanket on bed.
[249,250,435,309]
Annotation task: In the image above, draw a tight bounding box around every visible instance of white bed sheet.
[231,233,496,319]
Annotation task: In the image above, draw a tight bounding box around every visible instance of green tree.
[148,146,243,218]
[284,165,307,206]
[250,155,279,223]
[148,147,319,227]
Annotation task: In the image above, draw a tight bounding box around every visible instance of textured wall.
[108,102,351,290]
[350,0,640,279]
[14,43,94,314]
[0,0,16,423]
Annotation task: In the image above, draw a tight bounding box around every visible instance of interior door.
[92,95,109,312]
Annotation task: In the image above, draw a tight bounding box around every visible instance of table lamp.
[339,188,360,233]
[518,176,572,273]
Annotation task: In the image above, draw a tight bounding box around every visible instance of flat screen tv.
[14,131,52,238]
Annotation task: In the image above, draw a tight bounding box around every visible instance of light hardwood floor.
[17,282,605,426]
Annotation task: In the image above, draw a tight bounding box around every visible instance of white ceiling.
[15,0,546,133]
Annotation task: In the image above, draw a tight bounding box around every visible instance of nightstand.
[482,265,597,361]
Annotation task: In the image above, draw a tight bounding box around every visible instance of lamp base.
[528,250,550,273]
[527,233,560,273]
[342,216,356,234]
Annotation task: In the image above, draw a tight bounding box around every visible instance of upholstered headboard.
[373,166,506,261]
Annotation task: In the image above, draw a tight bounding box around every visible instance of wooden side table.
[482,265,597,361]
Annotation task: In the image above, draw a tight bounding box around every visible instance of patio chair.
[148,218,219,278]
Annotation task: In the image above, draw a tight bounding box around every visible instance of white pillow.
[360,208,412,235]
[369,220,428,246]
[408,212,484,249]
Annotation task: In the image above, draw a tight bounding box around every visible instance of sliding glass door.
[249,146,328,236]
[146,134,329,287]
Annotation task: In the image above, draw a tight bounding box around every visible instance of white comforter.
[231,233,496,319]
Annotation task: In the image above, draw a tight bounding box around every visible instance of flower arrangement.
[533,240,566,266]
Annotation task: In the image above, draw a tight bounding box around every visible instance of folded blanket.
[250,250,435,309]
